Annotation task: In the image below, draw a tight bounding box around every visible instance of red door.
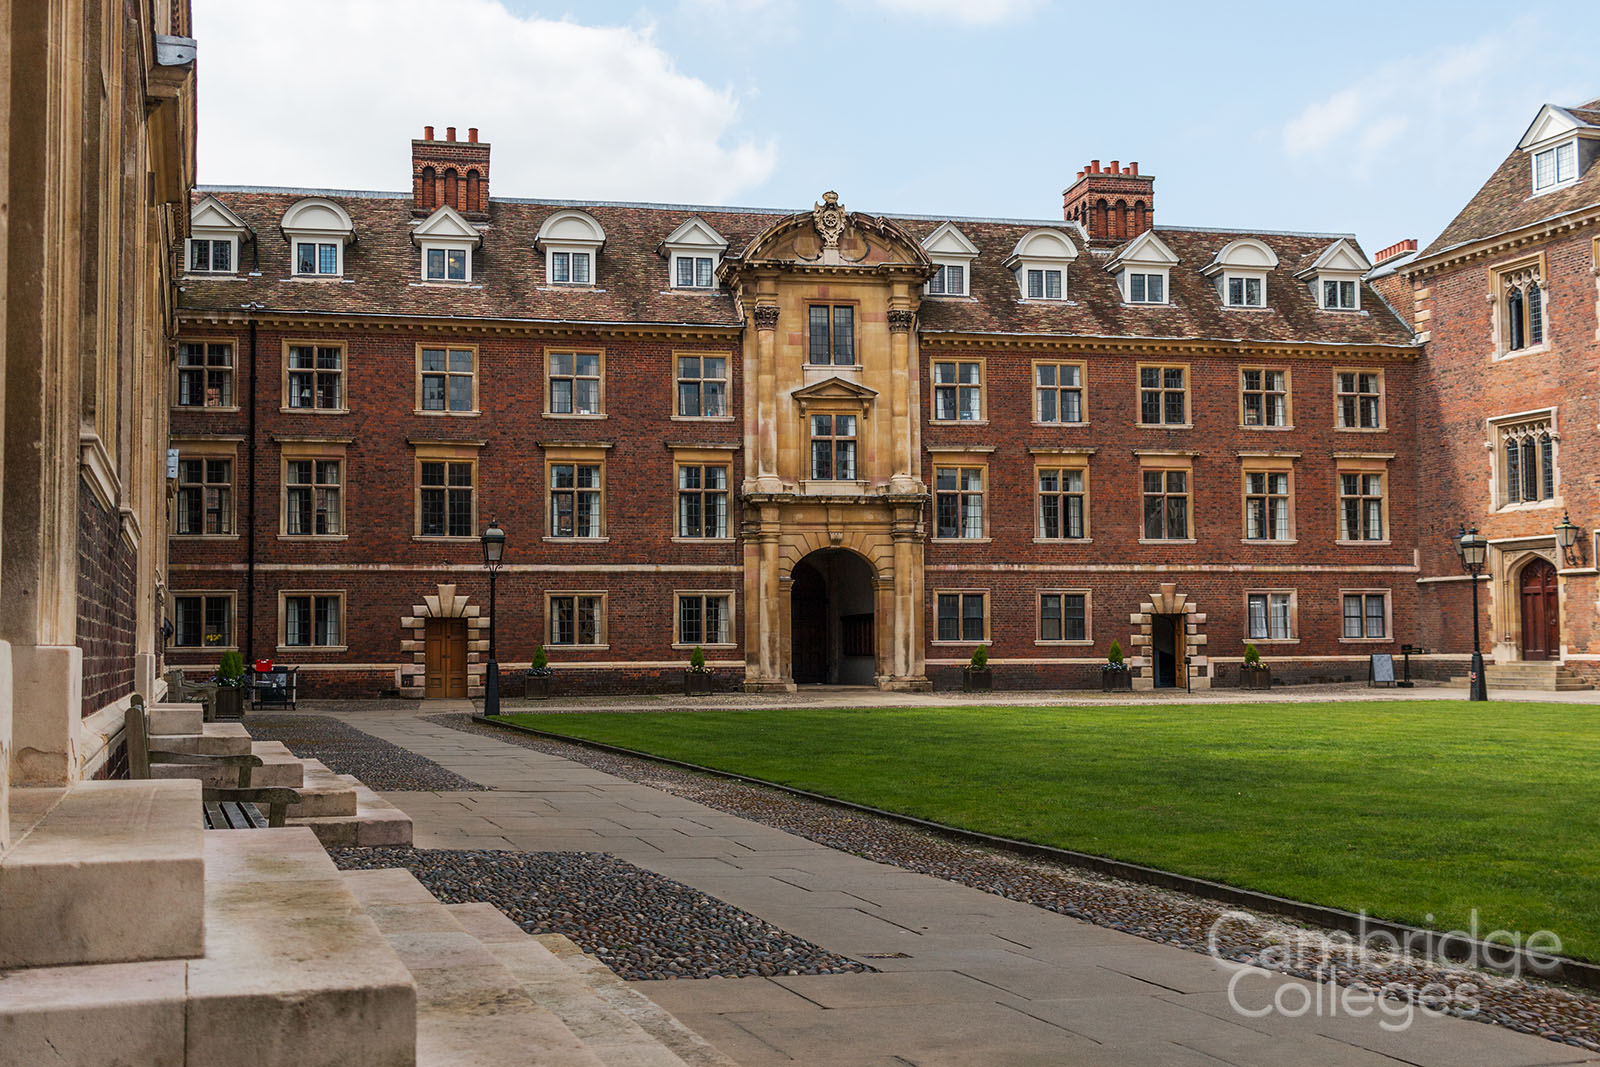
[1520,558,1559,661]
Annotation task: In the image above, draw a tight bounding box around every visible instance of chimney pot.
[424,125,434,140]
[446,126,457,141]
[1110,160,1120,174]
[1129,162,1138,176]
[468,127,478,143]
[1090,159,1100,173]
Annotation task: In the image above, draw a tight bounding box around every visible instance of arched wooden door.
[1520,558,1560,661]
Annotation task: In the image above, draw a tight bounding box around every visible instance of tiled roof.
[1420,97,1600,259]
[181,188,1414,348]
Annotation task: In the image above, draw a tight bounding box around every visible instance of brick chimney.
[411,125,491,219]
[1062,159,1155,242]
[1372,238,1417,266]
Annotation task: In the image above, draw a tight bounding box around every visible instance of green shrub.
[1244,643,1262,668]
[969,645,989,670]
[528,644,552,677]
[217,650,246,688]
[688,646,709,673]
[1107,640,1125,667]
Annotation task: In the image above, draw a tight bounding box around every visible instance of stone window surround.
[545,590,610,650]
[1242,588,1299,645]
[930,587,990,646]
[168,589,238,651]
[1238,365,1293,430]
[1036,588,1093,646]
[414,342,480,416]
[542,443,612,543]
[1333,453,1393,546]
[672,588,737,650]
[277,436,351,541]
[277,589,347,653]
[1238,453,1298,544]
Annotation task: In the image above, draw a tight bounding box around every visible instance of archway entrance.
[789,549,876,685]
[1520,557,1559,661]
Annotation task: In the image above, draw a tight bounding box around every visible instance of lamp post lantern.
[1457,526,1488,702]
[481,519,506,715]
[1555,512,1581,567]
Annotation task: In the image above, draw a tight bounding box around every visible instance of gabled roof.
[921,221,980,259]
[660,216,728,253]
[1517,103,1600,151]
[1423,97,1600,259]
[1106,229,1179,272]
[1200,237,1278,276]
[1293,237,1370,280]
[191,195,250,234]
[411,204,481,246]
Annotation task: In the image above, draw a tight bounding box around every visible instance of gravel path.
[245,714,485,791]
[328,845,869,981]
[428,713,1600,1052]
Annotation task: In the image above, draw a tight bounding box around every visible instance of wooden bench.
[127,694,302,827]
[204,800,270,829]
[165,669,218,721]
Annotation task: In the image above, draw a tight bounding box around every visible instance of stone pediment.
[732,191,932,271]
[790,376,879,409]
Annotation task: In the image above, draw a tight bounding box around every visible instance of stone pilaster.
[752,303,782,493]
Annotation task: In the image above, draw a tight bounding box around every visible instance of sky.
[192,0,1600,253]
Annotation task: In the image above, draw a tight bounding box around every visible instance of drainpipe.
[242,303,264,664]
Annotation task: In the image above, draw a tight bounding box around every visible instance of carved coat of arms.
[812,191,846,248]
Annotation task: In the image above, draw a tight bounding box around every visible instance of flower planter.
[1101,670,1133,692]
[962,667,993,692]
[1240,668,1272,690]
[214,686,244,720]
[684,671,713,696]
[525,675,551,700]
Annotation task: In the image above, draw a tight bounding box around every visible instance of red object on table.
[254,659,274,673]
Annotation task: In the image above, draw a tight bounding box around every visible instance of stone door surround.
[1129,582,1209,690]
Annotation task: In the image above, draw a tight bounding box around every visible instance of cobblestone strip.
[428,713,1600,1052]
[246,714,486,791]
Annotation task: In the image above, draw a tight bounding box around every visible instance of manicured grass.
[503,701,1600,961]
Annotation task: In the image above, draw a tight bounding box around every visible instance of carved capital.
[887,308,915,333]
[752,304,781,331]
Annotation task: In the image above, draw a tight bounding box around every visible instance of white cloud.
[870,0,1042,27]
[193,0,776,202]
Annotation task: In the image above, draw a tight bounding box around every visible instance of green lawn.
[503,701,1600,961]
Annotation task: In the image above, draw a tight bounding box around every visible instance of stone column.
[887,504,930,689]
[752,304,782,492]
[887,307,917,493]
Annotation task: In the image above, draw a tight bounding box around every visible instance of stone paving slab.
[334,709,1600,1067]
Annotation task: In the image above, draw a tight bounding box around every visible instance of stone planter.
[1240,667,1272,690]
[525,674,551,700]
[684,671,713,696]
[214,686,244,720]
[1101,670,1133,692]
[962,667,993,692]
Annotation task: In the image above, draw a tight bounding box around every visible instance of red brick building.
[170,132,1425,696]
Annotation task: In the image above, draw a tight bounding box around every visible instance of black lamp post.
[1555,512,1581,568]
[481,519,505,715]
[1458,526,1488,702]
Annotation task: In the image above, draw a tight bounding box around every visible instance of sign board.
[166,448,181,480]
[1369,653,1396,687]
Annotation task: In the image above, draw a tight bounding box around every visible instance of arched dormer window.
[1201,237,1279,308]
[282,197,354,278]
[1499,263,1546,355]
[536,209,606,287]
[1003,228,1078,301]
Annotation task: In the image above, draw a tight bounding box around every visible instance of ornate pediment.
[791,375,880,410]
[730,192,932,273]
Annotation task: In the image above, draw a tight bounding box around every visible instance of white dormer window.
[1202,237,1278,310]
[1295,237,1370,313]
[412,204,481,284]
[1107,230,1179,307]
[921,223,980,300]
[660,216,727,292]
[927,262,967,296]
[1534,141,1578,191]
[538,209,606,288]
[281,197,354,279]
[1005,228,1078,302]
[187,195,250,276]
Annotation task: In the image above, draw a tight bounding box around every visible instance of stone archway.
[1491,548,1562,662]
[399,583,489,698]
[1129,582,1210,690]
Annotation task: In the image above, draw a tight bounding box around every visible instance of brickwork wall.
[77,478,137,716]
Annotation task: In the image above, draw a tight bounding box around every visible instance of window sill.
[171,534,240,542]
[542,412,609,420]
[1135,422,1193,430]
[280,408,350,416]
[670,643,737,651]
[1138,538,1196,545]
[412,535,481,543]
[172,645,238,653]
[1334,426,1387,433]
[672,536,735,545]
[1495,501,1559,513]
[276,645,348,654]
[929,419,990,427]
[279,534,350,542]
[542,536,611,544]
[1240,424,1295,431]
[1244,638,1300,645]
[1338,637,1392,644]
[1335,539,1392,547]
[1030,421,1089,428]
[288,274,346,282]
[1122,300,1170,307]
[548,643,611,651]
[670,414,735,423]
[1222,304,1272,312]
[932,537,993,545]
[1033,537,1093,544]
[413,410,482,417]
[665,286,720,294]
[173,406,242,414]
[1035,640,1095,647]
[931,640,992,647]
[1241,538,1299,546]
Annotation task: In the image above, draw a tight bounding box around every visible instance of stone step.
[290,778,411,846]
[343,868,608,1067]
[148,701,204,735]
[1445,665,1593,691]
[0,780,205,969]
[285,758,359,817]
[451,904,738,1067]
[149,739,306,789]
[150,720,253,756]
[0,827,417,1067]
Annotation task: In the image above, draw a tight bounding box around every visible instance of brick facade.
[76,475,138,717]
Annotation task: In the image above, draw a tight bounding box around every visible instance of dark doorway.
[1151,613,1180,689]
[1520,558,1560,661]
[789,549,876,685]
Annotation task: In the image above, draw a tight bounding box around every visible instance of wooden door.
[1520,558,1560,661]
[425,618,469,697]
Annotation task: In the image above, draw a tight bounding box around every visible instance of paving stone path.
[335,706,1600,1067]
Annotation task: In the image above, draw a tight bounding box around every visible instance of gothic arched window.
[1507,287,1526,351]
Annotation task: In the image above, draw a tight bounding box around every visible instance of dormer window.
[1107,230,1179,307]
[1202,237,1278,310]
[281,197,354,279]
[660,216,726,292]
[537,209,606,288]
[1296,238,1370,313]
[1533,141,1578,191]
[425,247,468,282]
[412,204,482,284]
[1323,279,1358,309]
[1005,228,1076,302]
[920,223,980,299]
[187,195,250,277]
